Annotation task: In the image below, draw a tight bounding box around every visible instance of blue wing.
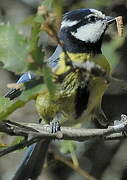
[5,72,35,100]
[16,72,35,84]
[5,45,61,100]
[47,45,62,70]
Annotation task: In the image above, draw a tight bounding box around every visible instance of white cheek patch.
[71,21,106,43]
[61,20,79,29]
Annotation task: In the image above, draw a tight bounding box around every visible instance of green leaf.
[0,24,30,73]
[60,140,79,166]
[11,136,24,146]
[0,83,45,120]
[0,99,25,121]
[43,65,56,97]
[34,15,44,24]
[0,96,13,114]
[41,0,54,9]
[19,83,46,101]
[59,140,76,154]
[29,22,44,69]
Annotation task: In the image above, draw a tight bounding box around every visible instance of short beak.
[105,16,116,24]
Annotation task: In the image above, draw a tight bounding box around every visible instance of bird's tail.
[5,88,22,100]
[12,139,50,180]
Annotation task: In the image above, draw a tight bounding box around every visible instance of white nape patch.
[84,61,95,71]
[90,9,105,19]
[71,20,106,43]
[61,20,79,28]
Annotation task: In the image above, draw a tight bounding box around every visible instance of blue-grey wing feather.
[47,45,62,70]
[5,46,62,100]
[17,72,35,84]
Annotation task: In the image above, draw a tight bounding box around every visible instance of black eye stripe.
[88,16,96,22]
[68,19,95,32]
[86,15,102,22]
[68,21,86,32]
[63,15,103,33]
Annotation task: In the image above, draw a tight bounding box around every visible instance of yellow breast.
[53,52,110,77]
[54,52,91,75]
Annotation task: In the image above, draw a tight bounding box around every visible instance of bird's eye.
[88,16,97,22]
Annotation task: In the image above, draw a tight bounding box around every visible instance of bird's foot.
[50,121,61,133]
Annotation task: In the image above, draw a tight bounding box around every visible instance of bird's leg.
[50,113,61,133]
[50,121,61,133]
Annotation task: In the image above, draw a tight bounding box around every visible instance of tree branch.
[0,115,127,141]
[0,114,127,157]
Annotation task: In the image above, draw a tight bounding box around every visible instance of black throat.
[59,29,103,54]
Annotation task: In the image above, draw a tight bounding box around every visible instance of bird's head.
[59,8,115,54]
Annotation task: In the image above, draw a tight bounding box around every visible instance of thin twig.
[1,115,127,141]
[0,137,37,157]
[0,114,127,157]
[105,133,126,140]
[54,153,97,180]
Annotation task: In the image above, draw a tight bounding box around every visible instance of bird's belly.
[60,108,92,126]
[60,78,108,126]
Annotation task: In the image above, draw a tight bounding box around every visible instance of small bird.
[5,8,116,180]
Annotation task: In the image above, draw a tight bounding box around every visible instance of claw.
[39,118,42,124]
[50,121,61,133]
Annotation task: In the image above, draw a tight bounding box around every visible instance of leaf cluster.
[0,0,62,122]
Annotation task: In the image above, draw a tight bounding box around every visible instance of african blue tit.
[5,8,116,180]
[36,8,115,127]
